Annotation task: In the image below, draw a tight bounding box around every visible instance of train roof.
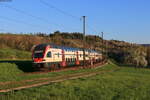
[35,43,100,53]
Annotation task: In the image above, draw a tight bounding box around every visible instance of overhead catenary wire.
[0,3,65,29]
[40,0,99,34]
[87,24,98,34]
[0,1,100,34]
[0,15,45,29]
[2,3,82,32]
[40,0,81,20]
[40,0,83,32]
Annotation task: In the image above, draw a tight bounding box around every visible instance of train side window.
[69,58,70,62]
[47,52,51,58]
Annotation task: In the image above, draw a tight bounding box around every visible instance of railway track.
[0,61,116,93]
[19,60,106,76]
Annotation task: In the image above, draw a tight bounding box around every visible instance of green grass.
[0,61,114,82]
[0,63,23,81]
[0,61,115,89]
[1,62,150,100]
[0,48,31,60]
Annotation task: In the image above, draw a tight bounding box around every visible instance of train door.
[45,51,53,62]
[53,52,55,62]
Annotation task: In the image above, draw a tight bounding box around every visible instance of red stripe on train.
[34,58,43,63]
[61,49,66,67]
[76,51,80,65]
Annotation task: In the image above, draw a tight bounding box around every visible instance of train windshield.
[33,44,47,58]
[34,53,43,58]
[34,44,47,51]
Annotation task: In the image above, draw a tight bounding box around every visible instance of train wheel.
[55,64,61,70]
[50,64,56,71]
[53,64,57,70]
[58,64,61,69]
[50,64,54,70]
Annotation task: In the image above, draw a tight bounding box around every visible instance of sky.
[0,0,150,44]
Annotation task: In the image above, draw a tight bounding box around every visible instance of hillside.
[0,48,31,60]
[141,44,150,47]
[0,32,149,67]
[0,32,137,51]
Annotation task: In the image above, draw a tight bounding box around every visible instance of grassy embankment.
[0,61,114,90]
[1,61,150,99]
[0,48,31,60]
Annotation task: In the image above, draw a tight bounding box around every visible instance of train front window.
[34,53,43,58]
[47,52,51,58]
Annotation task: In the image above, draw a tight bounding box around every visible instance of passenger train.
[32,44,102,70]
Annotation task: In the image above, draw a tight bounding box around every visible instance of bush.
[0,63,23,81]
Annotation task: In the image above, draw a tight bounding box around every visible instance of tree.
[124,47,148,67]
[146,47,150,65]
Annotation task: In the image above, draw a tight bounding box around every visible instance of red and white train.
[32,44,102,70]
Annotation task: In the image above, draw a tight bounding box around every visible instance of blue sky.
[0,0,150,44]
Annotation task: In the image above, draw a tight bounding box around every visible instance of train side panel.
[32,44,103,70]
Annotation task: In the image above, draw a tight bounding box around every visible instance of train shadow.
[0,60,34,72]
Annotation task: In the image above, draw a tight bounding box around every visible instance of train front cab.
[33,47,63,70]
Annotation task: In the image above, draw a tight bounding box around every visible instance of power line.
[87,24,98,33]
[40,0,83,31]
[0,2,99,34]
[0,3,63,28]
[40,0,99,34]
[0,15,58,33]
[0,15,44,29]
[40,0,80,20]
[40,0,83,32]
[1,4,48,22]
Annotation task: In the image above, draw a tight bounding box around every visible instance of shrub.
[0,63,23,81]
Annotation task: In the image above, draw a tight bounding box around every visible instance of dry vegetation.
[0,31,149,67]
